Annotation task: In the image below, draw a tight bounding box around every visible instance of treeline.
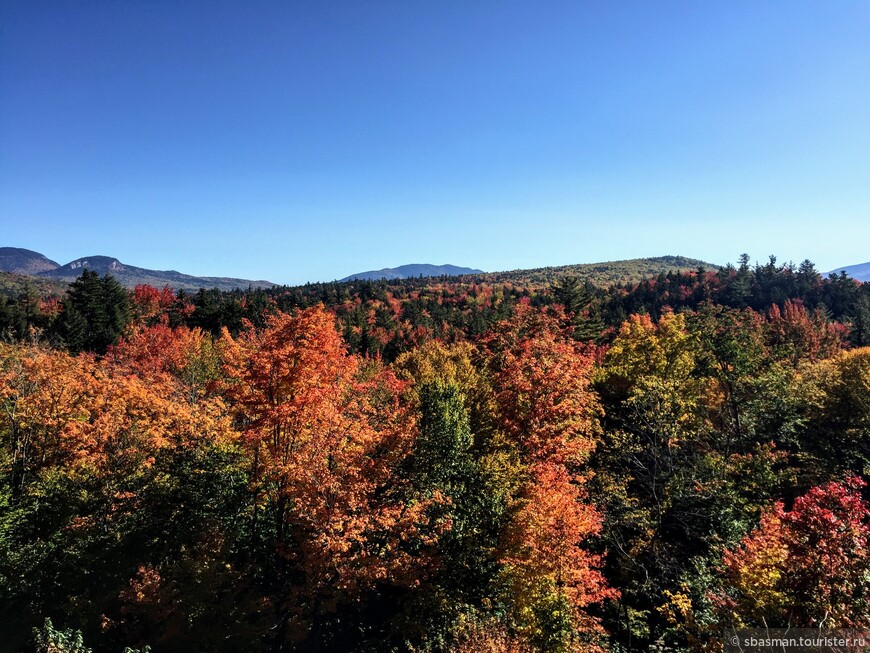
[0,257,868,652]
[2,256,870,359]
[594,255,870,335]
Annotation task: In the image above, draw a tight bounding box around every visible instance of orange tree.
[482,302,616,652]
[220,306,443,646]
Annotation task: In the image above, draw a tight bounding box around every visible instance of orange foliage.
[484,302,601,466]
[130,285,193,326]
[483,304,615,644]
[0,340,230,489]
[109,323,221,401]
[0,344,96,489]
[502,462,615,609]
[767,300,841,365]
[221,306,442,599]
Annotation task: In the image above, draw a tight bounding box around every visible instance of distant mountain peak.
[39,254,276,291]
[65,256,125,272]
[0,247,276,291]
[339,264,484,282]
[0,247,60,275]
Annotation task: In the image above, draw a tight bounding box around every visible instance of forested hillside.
[478,255,714,287]
[0,272,68,299]
[1,255,869,652]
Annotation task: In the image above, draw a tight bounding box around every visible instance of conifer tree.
[59,270,131,353]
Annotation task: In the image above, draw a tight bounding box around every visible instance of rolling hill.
[0,272,69,298]
[2,247,721,294]
[473,255,717,287]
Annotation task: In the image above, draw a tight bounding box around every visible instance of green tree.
[849,293,870,347]
[593,310,793,650]
[797,348,870,479]
[32,618,91,653]
[552,276,605,341]
[59,270,131,354]
[403,382,509,649]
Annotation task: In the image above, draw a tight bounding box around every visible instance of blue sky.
[2,1,868,285]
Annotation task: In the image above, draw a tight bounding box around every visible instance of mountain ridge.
[17,248,862,293]
[825,261,870,282]
[0,248,723,291]
[0,248,276,291]
[0,247,60,275]
[42,255,277,291]
[473,255,717,287]
[339,263,484,282]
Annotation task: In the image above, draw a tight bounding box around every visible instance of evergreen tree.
[59,270,131,353]
[553,276,605,341]
[796,259,821,305]
[553,275,586,315]
[851,293,870,347]
[721,254,753,307]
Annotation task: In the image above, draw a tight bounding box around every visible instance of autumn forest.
[1,256,869,652]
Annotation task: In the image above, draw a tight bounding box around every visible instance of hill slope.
[477,255,716,287]
[0,272,68,298]
[38,255,276,291]
[826,261,870,282]
[340,264,484,282]
[0,247,60,275]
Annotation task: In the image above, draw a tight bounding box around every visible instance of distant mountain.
[0,247,60,275]
[340,264,484,282]
[825,261,870,282]
[3,246,716,294]
[337,257,716,286]
[37,255,276,291]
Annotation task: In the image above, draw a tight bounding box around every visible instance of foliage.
[221,307,444,647]
[32,618,92,653]
[716,478,870,628]
[0,259,867,652]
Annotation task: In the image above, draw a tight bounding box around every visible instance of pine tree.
[553,276,605,341]
[59,270,130,353]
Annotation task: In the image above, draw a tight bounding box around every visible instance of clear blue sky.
[2,1,868,285]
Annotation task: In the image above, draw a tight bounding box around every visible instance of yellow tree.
[0,343,96,497]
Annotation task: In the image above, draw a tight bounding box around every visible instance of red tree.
[720,477,870,627]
